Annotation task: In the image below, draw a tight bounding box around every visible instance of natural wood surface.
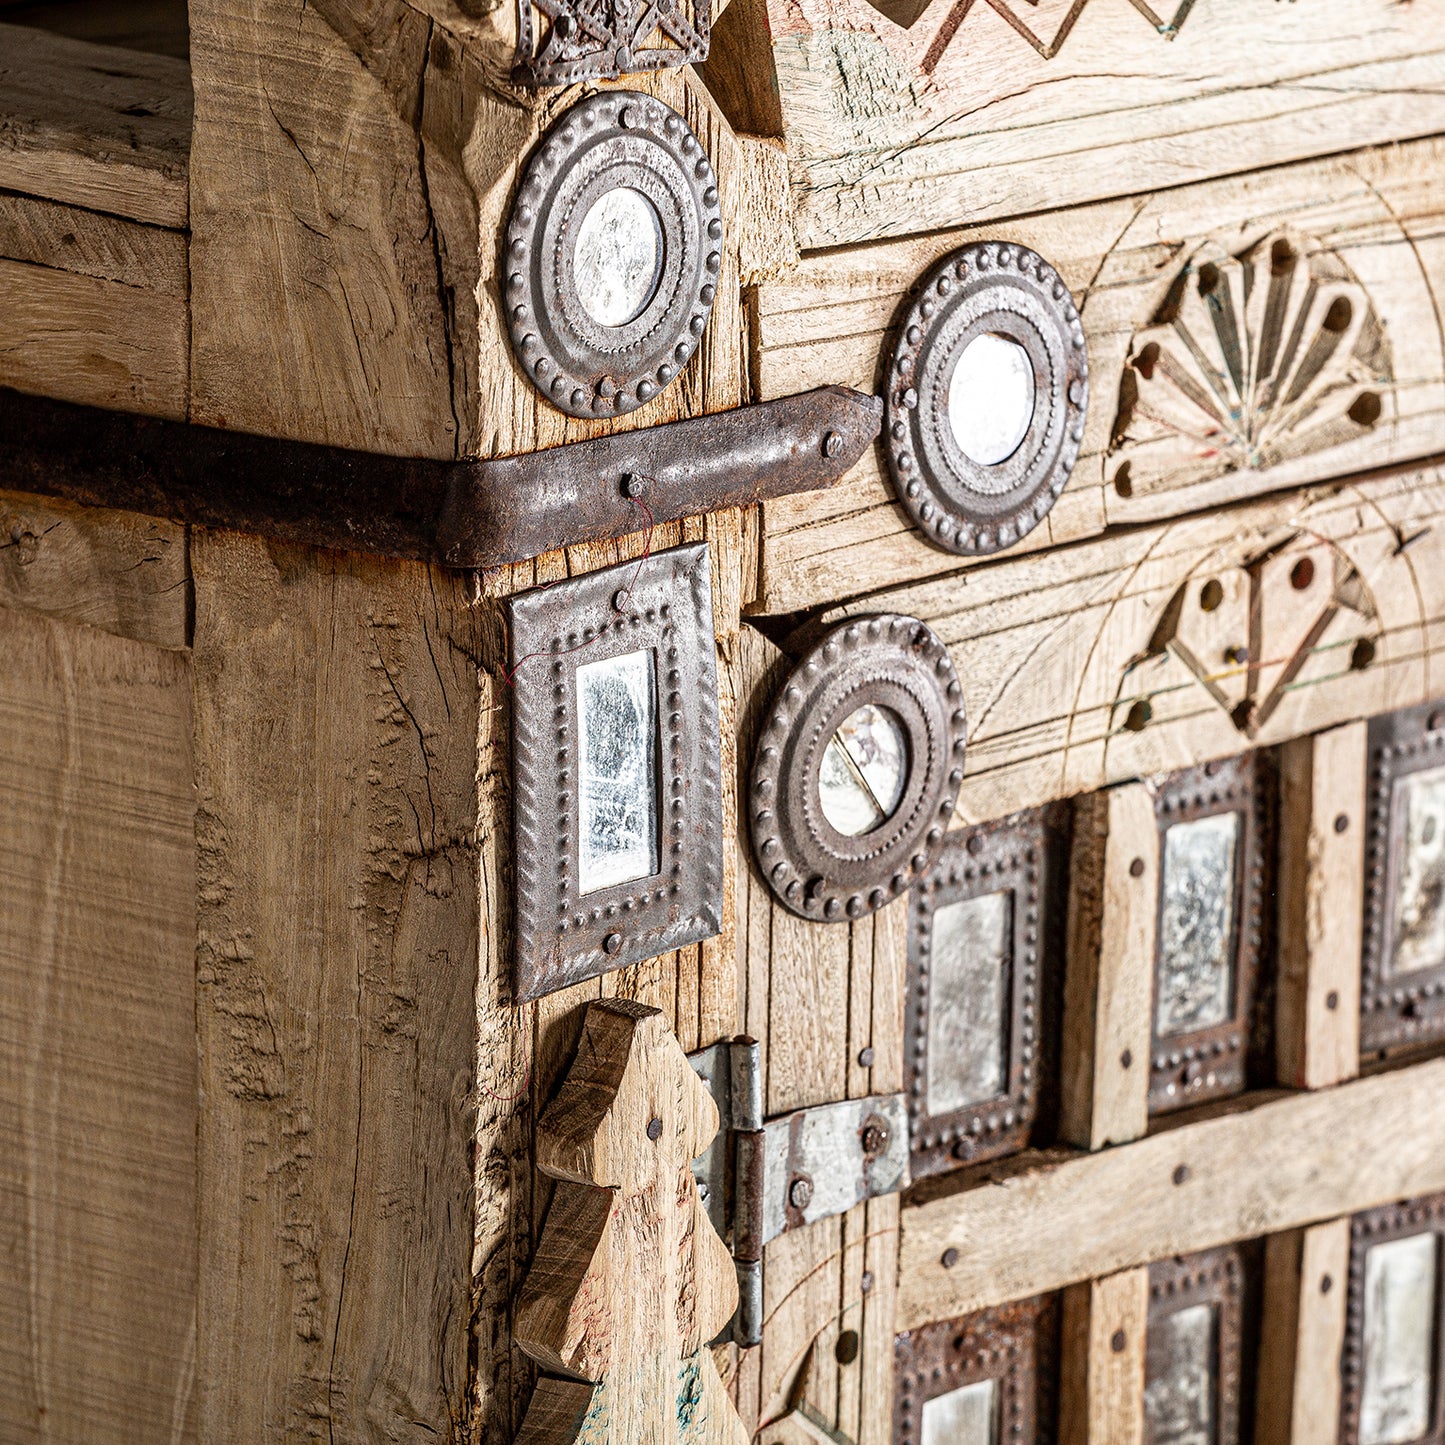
[0,488,188,648]
[1256,1219,1350,1445]
[0,606,196,1443]
[190,533,481,1441]
[1277,726,1366,1090]
[753,138,1445,615]
[515,999,747,1444]
[818,460,1445,827]
[0,22,190,226]
[1060,785,1155,1151]
[1059,1268,1149,1445]
[897,1059,1445,1330]
[713,0,1445,251]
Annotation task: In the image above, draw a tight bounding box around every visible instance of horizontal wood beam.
[897,1058,1445,1330]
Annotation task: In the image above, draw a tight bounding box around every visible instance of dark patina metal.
[0,385,877,569]
[504,92,720,418]
[1341,1192,1445,1445]
[1361,700,1445,1059]
[1148,753,1271,1117]
[885,241,1088,557]
[1145,1246,1246,1445]
[513,0,708,86]
[906,807,1067,1181]
[894,1294,1059,1443]
[749,615,968,923]
[508,542,723,1001]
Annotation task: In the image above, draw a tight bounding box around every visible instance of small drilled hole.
[835,1330,860,1365]
[1173,1164,1190,1186]
[1129,857,1146,878]
[1334,813,1350,834]
[1271,238,1297,272]
[1352,638,1377,671]
[1120,1049,1133,1069]
[1111,1329,1127,1353]
[1326,990,1340,1011]
[1125,700,1152,733]
[1197,263,1220,296]
[1135,342,1160,381]
[1200,578,1224,612]
[1291,557,1315,591]
[1323,295,1353,333]
[1114,462,1134,499]
[1349,392,1382,428]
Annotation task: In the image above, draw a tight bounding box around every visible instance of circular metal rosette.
[750,616,968,923]
[503,91,723,418]
[885,241,1088,557]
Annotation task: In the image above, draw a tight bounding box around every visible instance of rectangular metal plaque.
[922,1378,998,1445]
[1158,813,1239,1037]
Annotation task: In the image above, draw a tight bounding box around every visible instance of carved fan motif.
[514,0,708,86]
[1110,230,1394,498]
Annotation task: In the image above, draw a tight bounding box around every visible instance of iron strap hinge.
[688,1037,910,1348]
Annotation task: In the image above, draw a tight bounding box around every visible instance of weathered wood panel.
[1060,1268,1149,1445]
[0,606,196,1443]
[754,138,1445,614]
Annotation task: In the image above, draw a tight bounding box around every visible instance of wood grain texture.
[1060,784,1155,1151]
[0,489,188,648]
[1059,1268,1149,1445]
[0,606,196,1443]
[0,22,191,226]
[897,1059,1445,1331]
[753,138,1445,615]
[191,532,480,1441]
[817,460,1445,826]
[712,0,1445,251]
[1256,1219,1350,1445]
[1277,725,1366,1090]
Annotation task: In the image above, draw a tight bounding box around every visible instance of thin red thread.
[503,491,657,687]
[479,1060,532,1105]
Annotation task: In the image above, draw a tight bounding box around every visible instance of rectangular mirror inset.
[922,1378,998,1445]
[1361,1232,1439,1445]
[576,648,659,895]
[926,890,1011,1116]
[1144,1302,1216,1445]
[1158,812,1240,1038]
[1389,763,1445,980]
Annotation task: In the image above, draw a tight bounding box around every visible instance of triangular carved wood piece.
[515,999,747,1444]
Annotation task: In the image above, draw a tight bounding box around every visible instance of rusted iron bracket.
[689,1037,910,1347]
[0,385,880,569]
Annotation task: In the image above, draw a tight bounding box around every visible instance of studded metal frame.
[503,92,722,419]
[749,615,968,923]
[905,807,1066,1181]
[1361,700,1445,1059]
[513,0,709,88]
[1146,1246,1245,1445]
[884,241,1088,558]
[1148,753,1269,1117]
[894,1295,1059,1445]
[508,542,723,1001]
[1341,1193,1445,1445]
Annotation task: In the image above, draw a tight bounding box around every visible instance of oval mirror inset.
[573,186,665,328]
[819,704,908,836]
[947,332,1036,466]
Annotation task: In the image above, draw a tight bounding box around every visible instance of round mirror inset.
[947,332,1036,466]
[819,704,908,836]
[572,187,665,328]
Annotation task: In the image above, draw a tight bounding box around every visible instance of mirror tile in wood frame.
[1361,702,1445,1060]
[1342,1193,1445,1445]
[1149,754,1271,1117]
[905,806,1067,1180]
[507,542,722,1000]
[894,1294,1059,1445]
[1145,1246,1247,1445]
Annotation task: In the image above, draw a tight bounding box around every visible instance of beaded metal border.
[1361,700,1445,1057]
[1148,752,1269,1116]
[508,542,723,1000]
[894,1295,1058,1445]
[905,810,1055,1180]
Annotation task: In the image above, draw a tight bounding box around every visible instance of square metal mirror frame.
[894,1294,1059,1444]
[1149,753,1270,1116]
[507,542,723,1001]
[1362,701,1445,1059]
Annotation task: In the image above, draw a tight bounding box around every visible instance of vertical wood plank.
[1059,1267,1149,1445]
[0,608,196,1443]
[1278,725,1367,1090]
[1256,1218,1351,1445]
[1061,784,1157,1150]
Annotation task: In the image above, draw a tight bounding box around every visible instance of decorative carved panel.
[514,0,708,86]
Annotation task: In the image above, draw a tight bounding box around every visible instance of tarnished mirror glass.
[1390,763,1445,978]
[947,332,1036,467]
[1361,1232,1438,1445]
[921,1378,998,1445]
[1144,1303,1216,1445]
[926,890,1010,1115]
[572,186,665,328]
[818,703,908,837]
[1158,812,1240,1037]
[576,649,659,894]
